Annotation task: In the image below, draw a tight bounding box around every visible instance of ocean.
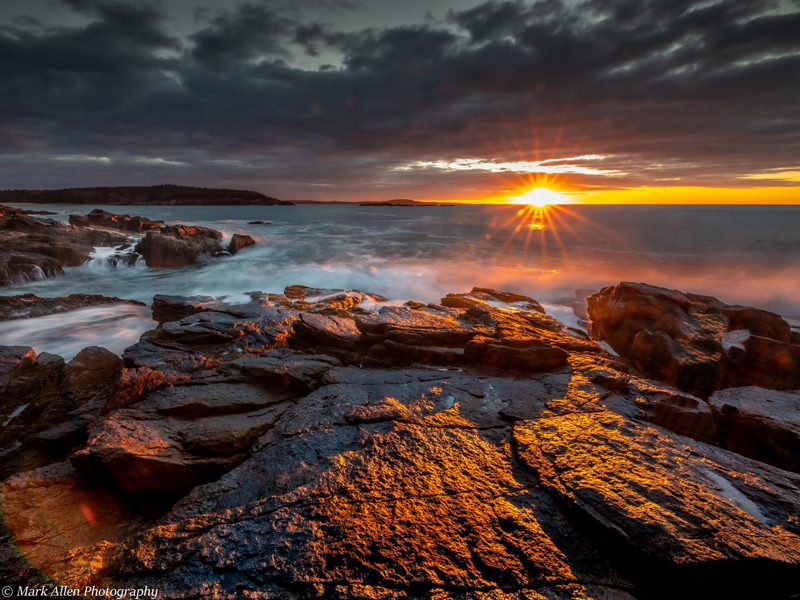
[2,203,800,359]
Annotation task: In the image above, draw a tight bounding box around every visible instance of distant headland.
[0,184,295,206]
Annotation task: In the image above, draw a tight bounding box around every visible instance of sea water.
[2,203,799,358]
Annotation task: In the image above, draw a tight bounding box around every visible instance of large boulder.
[135,224,224,267]
[587,282,799,397]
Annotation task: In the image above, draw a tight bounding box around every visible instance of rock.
[514,410,800,599]
[228,349,341,387]
[285,285,387,311]
[69,209,163,231]
[482,340,570,372]
[248,220,269,225]
[0,211,129,287]
[72,382,291,494]
[53,367,631,597]
[151,294,219,323]
[0,461,145,571]
[0,293,145,322]
[364,340,466,366]
[292,312,363,350]
[0,345,37,395]
[159,307,297,353]
[709,387,800,473]
[227,233,256,254]
[442,287,545,313]
[724,332,800,390]
[554,288,598,320]
[0,346,138,478]
[593,373,718,444]
[356,305,477,346]
[587,282,799,397]
[135,224,224,267]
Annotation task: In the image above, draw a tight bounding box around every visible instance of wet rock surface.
[588,282,799,397]
[135,224,225,267]
[514,410,800,599]
[709,386,800,473]
[1,283,799,599]
[227,233,256,254]
[0,293,145,322]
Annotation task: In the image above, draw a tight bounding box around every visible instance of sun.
[509,187,565,207]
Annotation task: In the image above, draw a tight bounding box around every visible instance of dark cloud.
[0,0,798,200]
[189,3,294,67]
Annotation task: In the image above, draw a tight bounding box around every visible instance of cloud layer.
[1,0,799,200]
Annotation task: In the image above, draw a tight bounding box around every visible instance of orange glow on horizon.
[417,185,800,205]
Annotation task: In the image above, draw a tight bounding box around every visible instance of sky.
[0,0,799,203]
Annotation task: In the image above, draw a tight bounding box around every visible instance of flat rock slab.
[293,312,362,350]
[146,382,290,417]
[229,350,342,387]
[710,386,800,473]
[514,410,800,598]
[159,308,296,352]
[356,305,475,345]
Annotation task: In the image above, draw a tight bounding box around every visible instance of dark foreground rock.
[0,293,145,322]
[588,282,799,397]
[1,283,799,599]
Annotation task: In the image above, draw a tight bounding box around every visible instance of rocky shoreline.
[1,281,799,599]
[0,206,256,285]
